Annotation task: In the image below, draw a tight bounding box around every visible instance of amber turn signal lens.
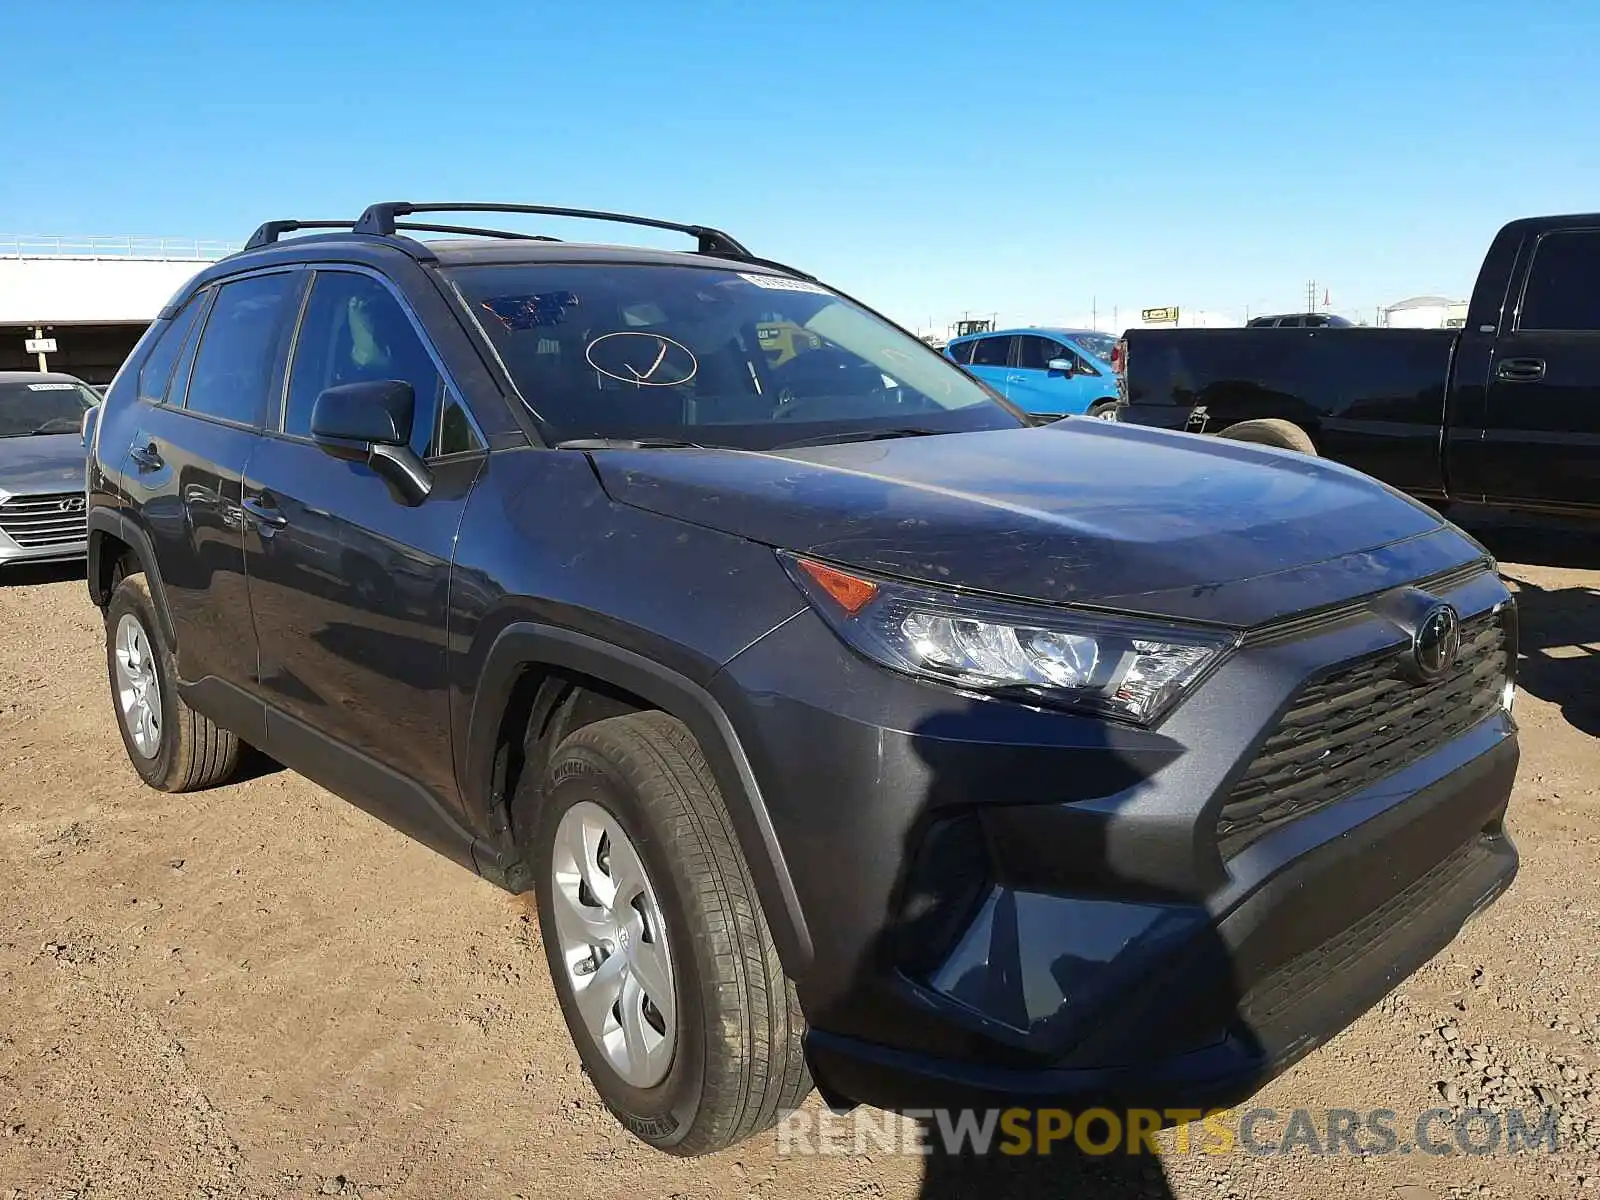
[795,558,879,615]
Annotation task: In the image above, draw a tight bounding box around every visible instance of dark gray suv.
[84,202,1520,1155]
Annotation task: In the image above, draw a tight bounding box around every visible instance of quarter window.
[947,339,976,365]
[1519,230,1600,332]
[184,273,301,426]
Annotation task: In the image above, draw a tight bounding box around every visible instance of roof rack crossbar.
[353,202,752,259]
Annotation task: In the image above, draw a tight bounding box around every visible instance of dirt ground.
[1,529,1595,1200]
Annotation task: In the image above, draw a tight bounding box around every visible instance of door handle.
[1006,373,1026,383]
[129,441,163,471]
[1495,357,1546,382]
[242,495,288,529]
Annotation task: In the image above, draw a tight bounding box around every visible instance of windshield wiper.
[554,437,703,450]
[769,427,943,451]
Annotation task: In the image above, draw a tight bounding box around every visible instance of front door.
[242,268,487,814]
[1007,333,1086,416]
[1474,227,1600,517]
[122,271,301,693]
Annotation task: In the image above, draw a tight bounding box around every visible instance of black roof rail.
[244,218,563,253]
[244,219,359,250]
[352,201,753,259]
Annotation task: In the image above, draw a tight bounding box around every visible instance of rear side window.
[969,336,1011,366]
[284,271,442,456]
[948,339,976,365]
[1519,230,1600,331]
[137,294,205,404]
[185,273,302,427]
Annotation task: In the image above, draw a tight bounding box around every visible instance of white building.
[1381,295,1468,329]
[0,236,234,383]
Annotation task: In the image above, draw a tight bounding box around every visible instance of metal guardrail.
[0,235,239,261]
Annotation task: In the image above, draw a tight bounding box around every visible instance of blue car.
[945,327,1121,420]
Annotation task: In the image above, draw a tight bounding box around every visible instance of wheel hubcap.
[113,614,162,759]
[550,801,677,1088]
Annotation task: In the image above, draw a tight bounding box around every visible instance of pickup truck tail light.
[1112,337,1128,401]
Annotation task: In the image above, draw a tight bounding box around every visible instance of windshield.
[449,264,1023,449]
[1067,333,1117,363]
[0,381,96,438]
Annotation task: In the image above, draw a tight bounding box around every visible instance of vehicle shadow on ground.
[0,560,85,588]
[1500,571,1599,737]
[1456,523,1600,737]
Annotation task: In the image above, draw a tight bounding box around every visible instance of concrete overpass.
[0,236,237,384]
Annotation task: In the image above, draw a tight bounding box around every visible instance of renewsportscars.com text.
[776,1106,1562,1158]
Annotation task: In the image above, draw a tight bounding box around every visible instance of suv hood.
[0,434,85,497]
[590,422,1479,627]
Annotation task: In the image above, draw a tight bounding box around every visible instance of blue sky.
[5,0,1598,332]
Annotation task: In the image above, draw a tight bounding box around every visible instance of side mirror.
[310,380,432,505]
[1046,357,1075,375]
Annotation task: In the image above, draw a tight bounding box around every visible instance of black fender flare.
[465,621,814,974]
[86,507,178,649]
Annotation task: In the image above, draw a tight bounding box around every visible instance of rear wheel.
[105,572,242,792]
[526,711,810,1155]
[1217,418,1318,454]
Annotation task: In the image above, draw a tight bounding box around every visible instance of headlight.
[781,553,1238,725]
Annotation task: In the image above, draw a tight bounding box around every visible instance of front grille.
[0,492,88,549]
[1216,609,1510,857]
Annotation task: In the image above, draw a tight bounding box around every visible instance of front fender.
[464,619,815,975]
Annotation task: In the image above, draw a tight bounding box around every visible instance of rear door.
[1476,227,1600,515]
[965,334,1015,396]
[122,269,301,700]
[242,266,487,820]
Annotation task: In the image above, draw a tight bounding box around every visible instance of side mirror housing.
[310,380,432,505]
[1046,357,1075,375]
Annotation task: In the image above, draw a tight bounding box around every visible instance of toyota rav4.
[85,202,1520,1155]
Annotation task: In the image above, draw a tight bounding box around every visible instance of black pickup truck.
[1115,212,1600,522]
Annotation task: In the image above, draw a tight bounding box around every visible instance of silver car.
[0,371,97,568]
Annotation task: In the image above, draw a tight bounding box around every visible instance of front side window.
[284,272,442,455]
[1519,229,1600,332]
[449,264,1020,449]
[137,294,205,405]
[0,380,96,438]
[185,273,301,427]
[1015,335,1066,371]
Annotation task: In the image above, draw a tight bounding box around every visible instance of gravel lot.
[1,530,1595,1200]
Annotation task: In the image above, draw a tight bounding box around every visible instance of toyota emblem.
[59,496,86,513]
[1412,604,1461,681]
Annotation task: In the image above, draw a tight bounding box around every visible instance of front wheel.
[1087,399,1119,420]
[527,711,811,1156]
[105,572,242,791]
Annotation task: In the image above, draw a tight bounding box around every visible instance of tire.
[105,572,242,792]
[1087,399,1119,420]
[526,711,810,1156]
[1216,418,1318,454]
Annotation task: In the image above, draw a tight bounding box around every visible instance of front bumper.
[713,563,1518,1112]
[0,534,88,566]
